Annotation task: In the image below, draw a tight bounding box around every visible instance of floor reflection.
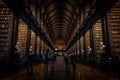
[0,56,119,80]
[0,65,118,80]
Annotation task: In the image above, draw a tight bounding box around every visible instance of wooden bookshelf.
[0,0,13,59]
[30,30,35,50]
[85,30,90,48]
[94,20,103,57]
[80,36,84,55]
[108,0,120,56]
[17,19,27,56]
[36,36,41,54]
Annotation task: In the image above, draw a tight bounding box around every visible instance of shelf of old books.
[76,41,79,54]
[80,36,84,55]
[17,19,28,56]
[30,30,35,51]
[41,40,44,54]
[107,0,120,56]
[94,20,103,57]
[0,0,13,59]
[85,30,90,48]
[36,36,41,54]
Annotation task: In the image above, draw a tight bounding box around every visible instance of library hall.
[0,0,120,80]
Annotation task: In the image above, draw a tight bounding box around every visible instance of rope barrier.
[6,56,28,65]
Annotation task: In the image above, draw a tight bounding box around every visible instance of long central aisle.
[54,55,66,71]
[51,55,73,80]
[0,56,119,80]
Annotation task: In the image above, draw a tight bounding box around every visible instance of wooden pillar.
[26,27,31,54]
[79,38,81,55]
[9,14,19,58]
[34,2,38,53]
[34,35,37,53]
[25,0,32,54]
[101,14,113,57]
[39,38,41,54]
[83,34,87,59]
[86,0,96,58]
[89,27,96,57]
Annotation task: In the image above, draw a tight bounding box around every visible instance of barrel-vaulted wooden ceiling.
[44,0,77,49]
[44,0,76,40]
[3,0,118,50]
[36,0,92,49]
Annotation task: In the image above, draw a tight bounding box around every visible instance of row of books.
[0,1,12,58]
[108,0,120,55]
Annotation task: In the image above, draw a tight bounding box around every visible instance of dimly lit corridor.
[0,0,120,80]
[0,55,119,80]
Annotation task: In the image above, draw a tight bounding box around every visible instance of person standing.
[26,49,34,75]
[44,49,50,73]
[70,53,76,74]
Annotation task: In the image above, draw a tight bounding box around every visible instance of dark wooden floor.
[0,56,119,80]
